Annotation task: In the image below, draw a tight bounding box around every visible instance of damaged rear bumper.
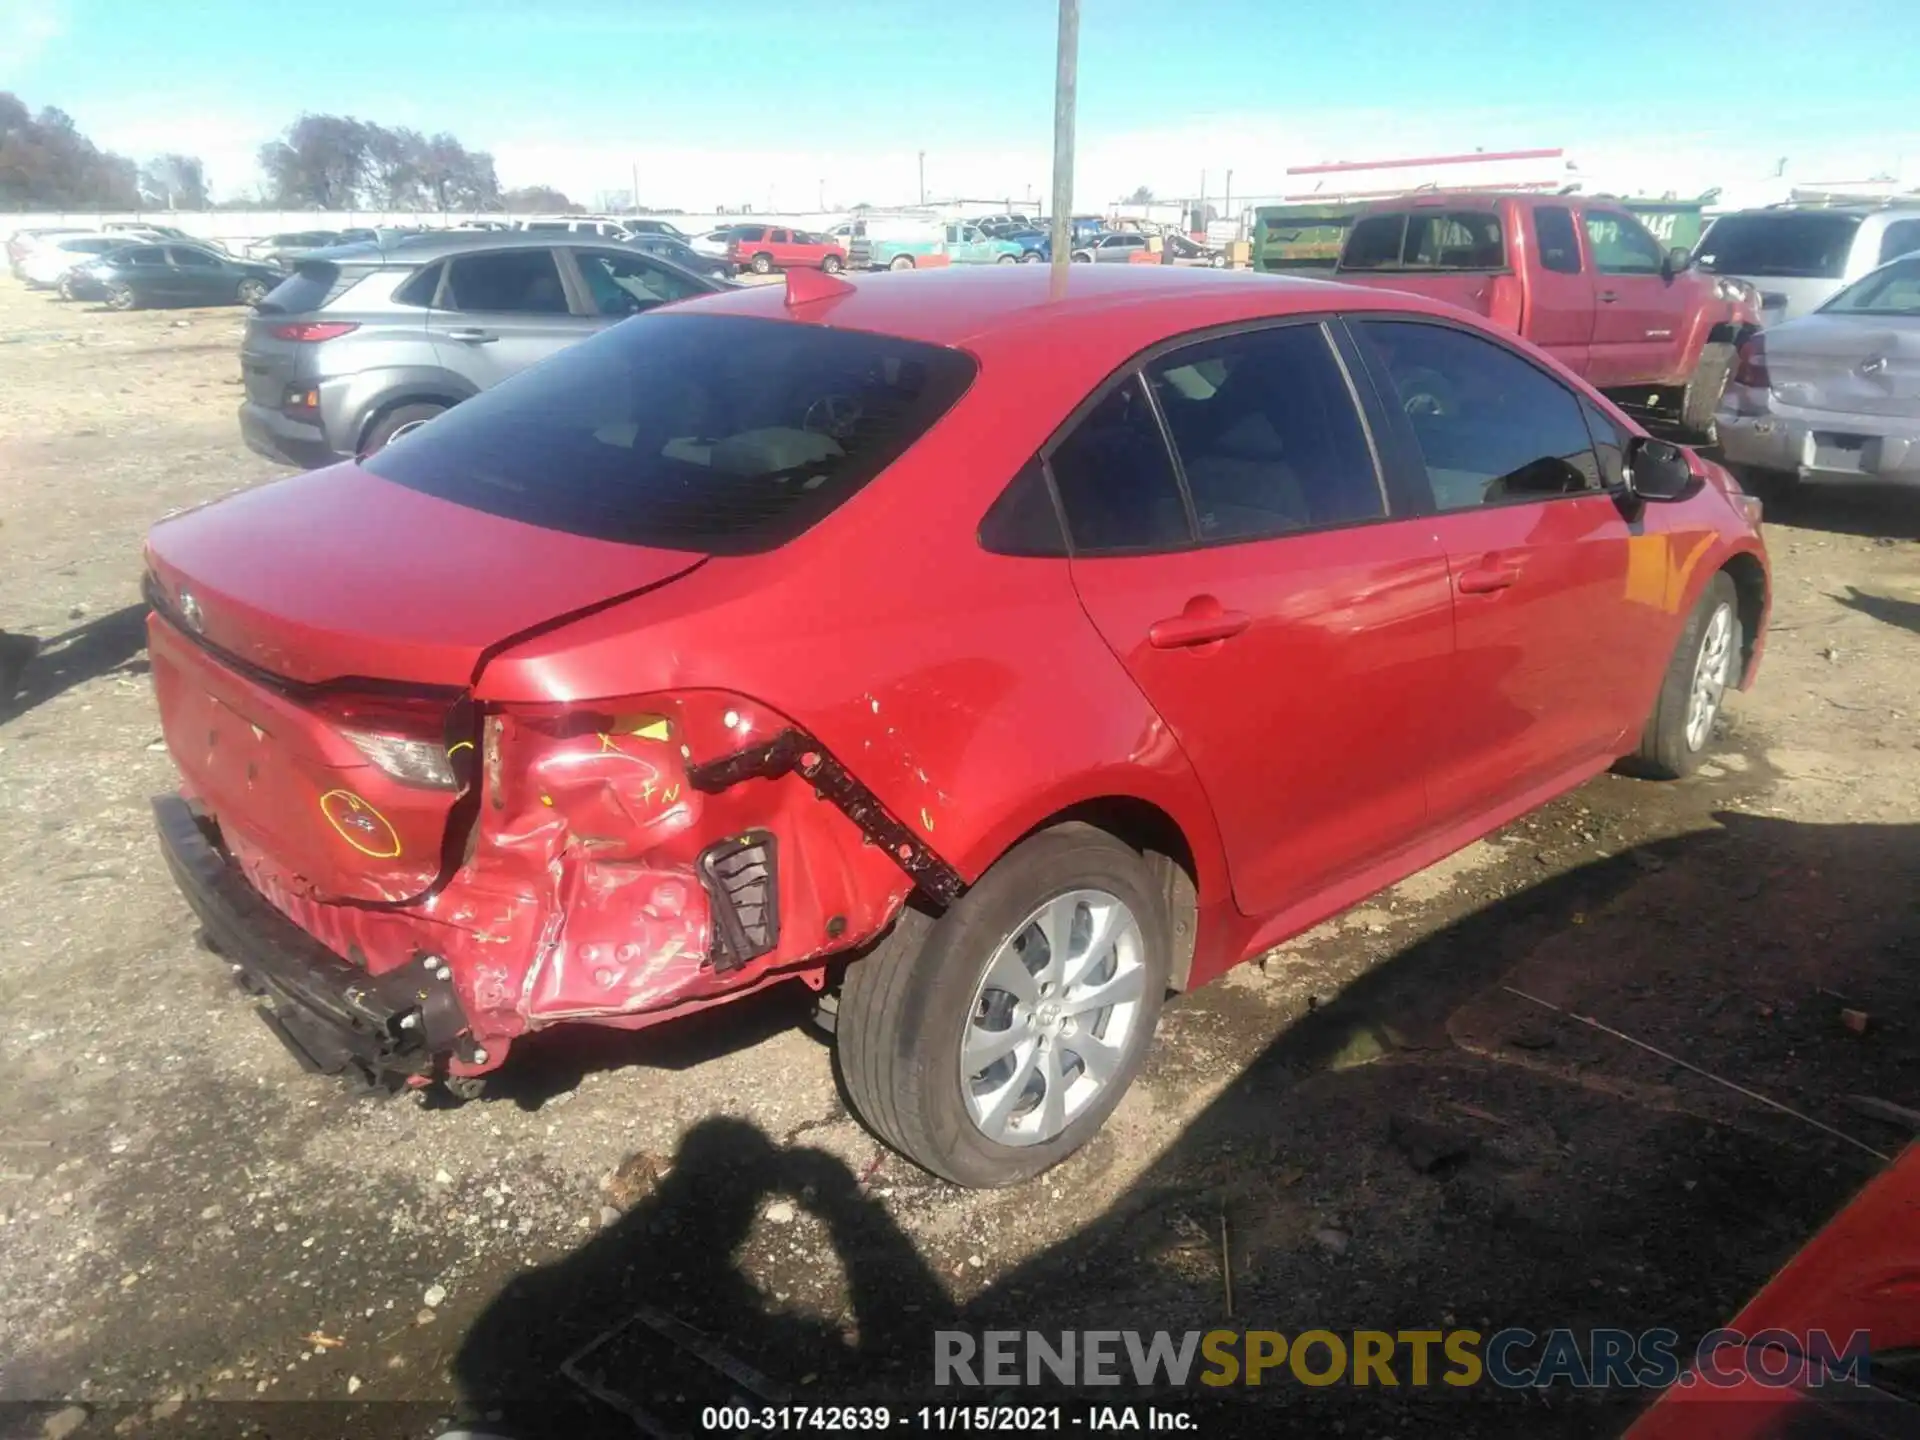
[153,795,472,1088]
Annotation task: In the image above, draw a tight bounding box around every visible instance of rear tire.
[750,252,773,275]
[835,825,1169,1188]
[56,274,77,301]
[1681,343,1736,441]
[358,402,446,459]
[104,283,138,311]
[888,254,914,271]
[822,253,844,274]
[1628,571,1742,780]
[996,253,1018,264]
[1019,251,1042,264]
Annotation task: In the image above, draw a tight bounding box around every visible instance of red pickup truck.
[1333,193,1761,436]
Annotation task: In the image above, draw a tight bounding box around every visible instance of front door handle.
[446,327,498,343]
[1457,566,1520,595]
[1148,606,1252,649]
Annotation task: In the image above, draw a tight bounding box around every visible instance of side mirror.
[1662,246,1691,279]
[1623,435,1696,501]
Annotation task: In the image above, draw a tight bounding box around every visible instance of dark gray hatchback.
[239,233,728,468]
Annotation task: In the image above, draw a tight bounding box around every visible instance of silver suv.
[1694,202,1920,324]
[239,233,725,467]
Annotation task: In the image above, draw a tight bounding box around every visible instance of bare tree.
[1125,185,1155,204]
[139,153,209,209]
[499,184,579,213]
[258,113,374,209]
[0,93,141,208]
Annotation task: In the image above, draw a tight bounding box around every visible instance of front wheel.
[888,254,914,271]
[1681,343,1736,441]
[835,825,1169,1188]
[1019,251,1043,264]
[236,278,270,306]
[56,274,77,301]
[996,253,1018,264]
[1627,571,1742,779]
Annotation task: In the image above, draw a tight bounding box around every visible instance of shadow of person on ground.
[453,1115,957,1439]
[451,814,1919,1440]
[1835,584,1920,638]
[1,603,149,723]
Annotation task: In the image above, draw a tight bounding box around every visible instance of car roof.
[303,232,657,264]
[684,264,1439,351]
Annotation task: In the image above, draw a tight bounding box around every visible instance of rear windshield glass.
[1821,255,1920,316]
[256,260,381,314]
[1695,213,1861,278]
[362,312,978,554]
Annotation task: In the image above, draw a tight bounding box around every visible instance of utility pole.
[818,178,826,211]
[1224,169,1232,233]
[1048,0,1079,288]
[918,151,926,206]
[631,162,639,214]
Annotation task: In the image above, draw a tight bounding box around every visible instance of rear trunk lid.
[145,464,706,688]
[1763,314,1920,418]
[146,464,707,903]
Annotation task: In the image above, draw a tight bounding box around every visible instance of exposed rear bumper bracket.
[153,795,472,1089]
[686,729,966,908]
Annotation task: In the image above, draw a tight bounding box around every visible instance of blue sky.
[5,0,1915,208]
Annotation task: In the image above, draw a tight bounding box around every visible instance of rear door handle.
[446,327,498,343]
[1148,609,1252,649]
[1598,290,1619,304]
[1457,566,1520,595]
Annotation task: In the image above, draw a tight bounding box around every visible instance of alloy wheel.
[1685,603,1735,751]
[960,889,1148,1147]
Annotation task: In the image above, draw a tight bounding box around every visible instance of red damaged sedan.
[145,265,1768,1187]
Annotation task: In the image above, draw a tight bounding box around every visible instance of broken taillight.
[1732,335,1769,389]
[309,691,467,790]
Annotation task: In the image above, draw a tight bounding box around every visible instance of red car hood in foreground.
[144,464,705,689]
[1627,1143,1920,1439]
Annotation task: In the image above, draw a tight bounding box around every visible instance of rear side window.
[1341,213,1409,270]
[734,227,766,242]
[1879,219,1920,265]
[122,246,168,267]
[1145,324,1383,540]
[1534,205,1582,274]
[1047,376,1190,553]
[1404,211,1504,269]
[1696,213,1861,279]
[362,313,977,554]
[978,458,1067,557]
[168,246,219,267]
[524,221,569,233]
[391,261,444,307]
[443,249,569,313]
[1356,320,1601,510]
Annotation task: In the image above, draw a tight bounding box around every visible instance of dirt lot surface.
[2,279,1918,1440]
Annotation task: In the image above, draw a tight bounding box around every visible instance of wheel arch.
[959,787,1224,993]
[347,382,470,454]
[1719,548,1769,688]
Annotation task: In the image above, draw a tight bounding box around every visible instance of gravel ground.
[2,277,1917,1440]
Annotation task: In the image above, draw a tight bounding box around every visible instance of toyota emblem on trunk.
[178,590,205,633]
